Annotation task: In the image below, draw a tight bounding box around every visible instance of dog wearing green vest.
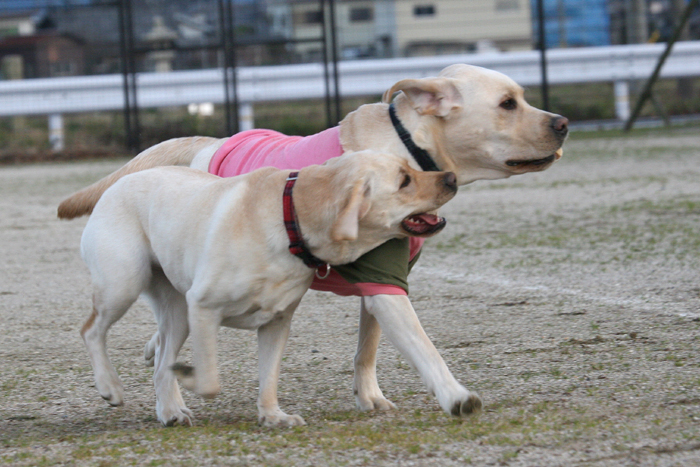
[59,64,567,424]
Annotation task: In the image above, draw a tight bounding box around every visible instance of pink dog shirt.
[209,127,424,296]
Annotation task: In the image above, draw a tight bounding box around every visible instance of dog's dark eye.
[400,174,411,189]
[500,99,517,110]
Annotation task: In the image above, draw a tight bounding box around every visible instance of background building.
[396,0,532,56]
[533,0,611,48]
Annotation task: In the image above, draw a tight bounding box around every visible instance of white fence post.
[239,102,254,132]
[48,114,64,151]
[614,81,630,122]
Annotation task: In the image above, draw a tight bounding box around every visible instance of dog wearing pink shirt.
[59,64,567,423]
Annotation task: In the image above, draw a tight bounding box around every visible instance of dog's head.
[295,151,457,264]
[383,64,568,184]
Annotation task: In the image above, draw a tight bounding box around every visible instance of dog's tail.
[57,136,219,219]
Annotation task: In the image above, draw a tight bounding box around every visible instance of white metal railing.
[2,41,700,148]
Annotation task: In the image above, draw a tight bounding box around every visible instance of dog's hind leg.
[257,304,305,427]
[353,301,397,412]
[81,209,153,407]
[143,270,193,427]
[82,284,142,407]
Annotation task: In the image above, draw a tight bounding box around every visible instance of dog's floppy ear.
[382,77,462,117]
[331,179,372,242]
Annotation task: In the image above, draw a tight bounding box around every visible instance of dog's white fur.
[79,151,457,426]
[61,64,567,422]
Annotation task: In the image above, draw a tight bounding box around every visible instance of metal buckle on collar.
[286,174,299,181]
[315,264,331,280]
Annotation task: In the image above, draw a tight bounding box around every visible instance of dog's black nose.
[551,116,569,138]
[443,172,457,191]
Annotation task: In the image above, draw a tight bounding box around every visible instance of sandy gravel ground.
[1,128,699,466]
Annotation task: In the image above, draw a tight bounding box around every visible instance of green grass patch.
[0,400,614,466]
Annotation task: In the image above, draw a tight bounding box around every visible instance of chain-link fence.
[1,0,699,158]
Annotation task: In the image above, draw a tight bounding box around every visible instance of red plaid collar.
[283,172,330,278]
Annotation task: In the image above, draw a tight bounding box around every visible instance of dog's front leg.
[173,302,221,398]
[363,294,482,417]
[353,299,396,411]
[256,306,305,427]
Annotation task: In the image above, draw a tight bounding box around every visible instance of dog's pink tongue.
[411,213,441,225]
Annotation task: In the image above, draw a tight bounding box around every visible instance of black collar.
[388,103,441,172]
[283,172,331,279]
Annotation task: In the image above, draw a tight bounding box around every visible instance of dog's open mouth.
[505,148,563,169]
[401,213,447,237]
[505,154,556,168]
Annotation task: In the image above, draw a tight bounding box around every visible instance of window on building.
[303,11,323,24]
[350,7,373,22]
[413,5,436,17]
[50,62,75,77]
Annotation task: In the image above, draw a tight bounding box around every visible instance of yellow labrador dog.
[60,64,567,421]
[80,151,457,427]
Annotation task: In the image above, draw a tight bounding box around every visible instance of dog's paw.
[95,375,124,407]
[443,389,482,417]
[356,395,397,412]
[354,380,397,412]
[99,390,124,407]
[158,406,194,427]
[259,412,306,428]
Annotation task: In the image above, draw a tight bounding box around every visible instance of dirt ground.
[1,127,699,466]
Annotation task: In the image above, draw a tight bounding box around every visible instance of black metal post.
[218,0,232,135]
[118,0,139,152]
[328,0,341,124]
[321,0,333,127]
[125,0,139,150]
[536,0,550,111]
[225,0,239,134]
[117,0,131,148]
[218,0,239,135]
[318,0,334,128]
